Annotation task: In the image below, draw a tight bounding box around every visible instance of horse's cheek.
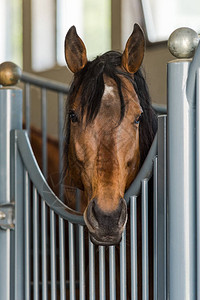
[74,140,85,163]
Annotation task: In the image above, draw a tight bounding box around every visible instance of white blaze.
[103,85,114,97]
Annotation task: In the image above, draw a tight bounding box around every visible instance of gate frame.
[0,87,24,300]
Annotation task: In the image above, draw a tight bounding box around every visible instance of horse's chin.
[89,233,122,246]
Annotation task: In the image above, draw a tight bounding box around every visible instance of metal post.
[196,69,200,300]
[41,88,47,178]
[109,246,116,300]
[41,199,48,300]
[79,225,85,300]
[89,238,96,300]
[69,222,76,300]
[142,179,149,300]
[59,217,66,300]
[120,230,126,300]
[99,246,106,300]
[167,60,196,299]
[130,196,138,300]
[167,27,200,300]
[156,115,167,300]
[33,186,39,300]
[24,170,31,300]
[50,209,57,300]
[0,86,22,299]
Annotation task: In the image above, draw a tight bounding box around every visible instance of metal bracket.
[0,202,15,230]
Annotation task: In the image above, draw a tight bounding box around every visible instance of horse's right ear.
[65,26,87,73]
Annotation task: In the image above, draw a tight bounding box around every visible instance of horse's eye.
[69,110,78,123]
[134,113,143,125]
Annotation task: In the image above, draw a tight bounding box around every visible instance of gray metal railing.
[0,60,161,299]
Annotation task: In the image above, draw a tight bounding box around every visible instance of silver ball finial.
[0,62,22,86]
[168,27,199,59]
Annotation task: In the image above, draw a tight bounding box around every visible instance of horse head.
[64,24,156,245]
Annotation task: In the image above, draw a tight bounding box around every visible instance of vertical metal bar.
[0,88,23,300]
[75,190,81,280]
[153,157,158,300]
[130,196,138,300]
[167,60,196,299]
[157,115,167,300]
[41,88,47,178]
[109,246,116,300]
[58,92,64,199]
[25,83,30,136]
[89,237,96,300]
[59,217,66,300]
[79,225,85,300]
[120,230,126,300]
[50,209,57,300]
[13,131,24,300]
[142,179,149,300]
[33,186,39,300]
[196,69,200,300]
[24,170,30,300]
[99,246,106,300]
[41,199,48,300]
[69,222,76,300]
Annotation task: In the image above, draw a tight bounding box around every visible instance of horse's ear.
[122,24,145,74]
[65,26,87,73]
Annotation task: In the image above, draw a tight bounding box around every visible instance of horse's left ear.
[65,26,87,73]
[122,24,145,74]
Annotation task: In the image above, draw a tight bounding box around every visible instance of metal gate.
[0,27,199,299]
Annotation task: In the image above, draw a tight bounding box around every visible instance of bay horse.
[64,24,157,245]
[64,24,157,299]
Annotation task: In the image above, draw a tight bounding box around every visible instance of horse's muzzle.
[84,198,127,246]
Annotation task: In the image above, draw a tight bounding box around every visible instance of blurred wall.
[144,45,174,105]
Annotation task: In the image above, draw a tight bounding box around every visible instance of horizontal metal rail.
[153,104,167,115]
[21,72,70,93]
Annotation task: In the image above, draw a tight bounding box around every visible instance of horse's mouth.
[89,232,122,246]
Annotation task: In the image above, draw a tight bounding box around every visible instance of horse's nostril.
[118,198,128,227]
[84,199,99,232]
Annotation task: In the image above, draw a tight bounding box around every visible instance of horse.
[64,24,157,299]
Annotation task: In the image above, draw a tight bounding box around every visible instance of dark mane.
[133,68,158,164]
[64,51,157,169]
